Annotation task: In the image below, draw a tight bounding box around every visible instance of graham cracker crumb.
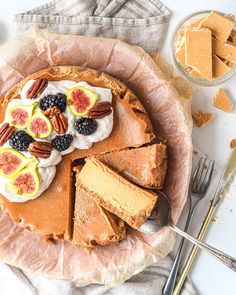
[192,111,214,128]
[230,139,236,149]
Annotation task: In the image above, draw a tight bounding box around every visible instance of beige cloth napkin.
[0,1,197,294]
[0,256,196,295]
[14,0,170,54]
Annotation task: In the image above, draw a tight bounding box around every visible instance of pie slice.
[72,166,126,248]
[0,66,155,240]
[77,157,157,229]
[96,143,167,189]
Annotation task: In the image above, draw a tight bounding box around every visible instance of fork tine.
[191,157,202,192]
[193,157,207,192]
[202,160,215,191]
[191,157,215,194]
[197,157,207,185]
[196,159,215,194]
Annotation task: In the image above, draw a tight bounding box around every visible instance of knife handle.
[173,205,215,295]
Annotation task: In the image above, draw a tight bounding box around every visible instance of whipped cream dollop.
[0,80,113,202]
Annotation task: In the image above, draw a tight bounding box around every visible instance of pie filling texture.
[76,158,158,229]
[0,66,167,247]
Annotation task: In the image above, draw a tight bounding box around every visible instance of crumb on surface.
[230,139,236,149]
[213,88,233,113]
[192,111,214,128]
[43,236,55,244]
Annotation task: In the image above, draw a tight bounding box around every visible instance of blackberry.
[75,117,97,136]
[39,93,67,112]
[9,131,35,151]
[52,134,73,151]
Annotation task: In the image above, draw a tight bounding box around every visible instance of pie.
[0,66,167,246]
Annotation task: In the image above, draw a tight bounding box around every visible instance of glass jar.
[170,10,236,86]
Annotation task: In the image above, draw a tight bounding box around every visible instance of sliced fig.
[67,86,97,116]
[8,104,36,128]
[0,148,31,178]
[8,162,40,198]
[27,110,52,138]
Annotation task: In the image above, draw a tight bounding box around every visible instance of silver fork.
[163,157,215,295]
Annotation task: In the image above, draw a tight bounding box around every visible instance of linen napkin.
[0,1,197,294]
[0,256,196,295]
[14,0,171,54]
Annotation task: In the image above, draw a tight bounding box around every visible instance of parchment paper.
[0,28,192,286]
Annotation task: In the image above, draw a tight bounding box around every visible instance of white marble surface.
[0,1,236,295]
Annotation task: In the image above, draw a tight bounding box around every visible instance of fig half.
[8,161,40,198]
[27,110,52,138]
[8,104,36,129]
[0,148,32,178]
[67,86,98,116]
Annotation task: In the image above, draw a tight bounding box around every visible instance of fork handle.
[173,205,215,295]
[162,200,194,295]
[169,223,236,272]
[162,235,185,295]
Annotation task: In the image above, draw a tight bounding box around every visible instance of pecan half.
[44,107,61,118]
[28,141,53,158]
[51,113,68,134]
[88,102,112,119]
[0,123,14,147]
[26,78,48,99]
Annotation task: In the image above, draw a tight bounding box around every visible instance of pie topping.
[0,80,114,202]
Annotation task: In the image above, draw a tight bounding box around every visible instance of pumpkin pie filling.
[77,158,157,229]
[96,143,167,189]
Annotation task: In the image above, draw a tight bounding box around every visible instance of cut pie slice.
[72,166,126,248]
[0,66,156,240]
[96,143,167,189]
[77,158,157,229]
